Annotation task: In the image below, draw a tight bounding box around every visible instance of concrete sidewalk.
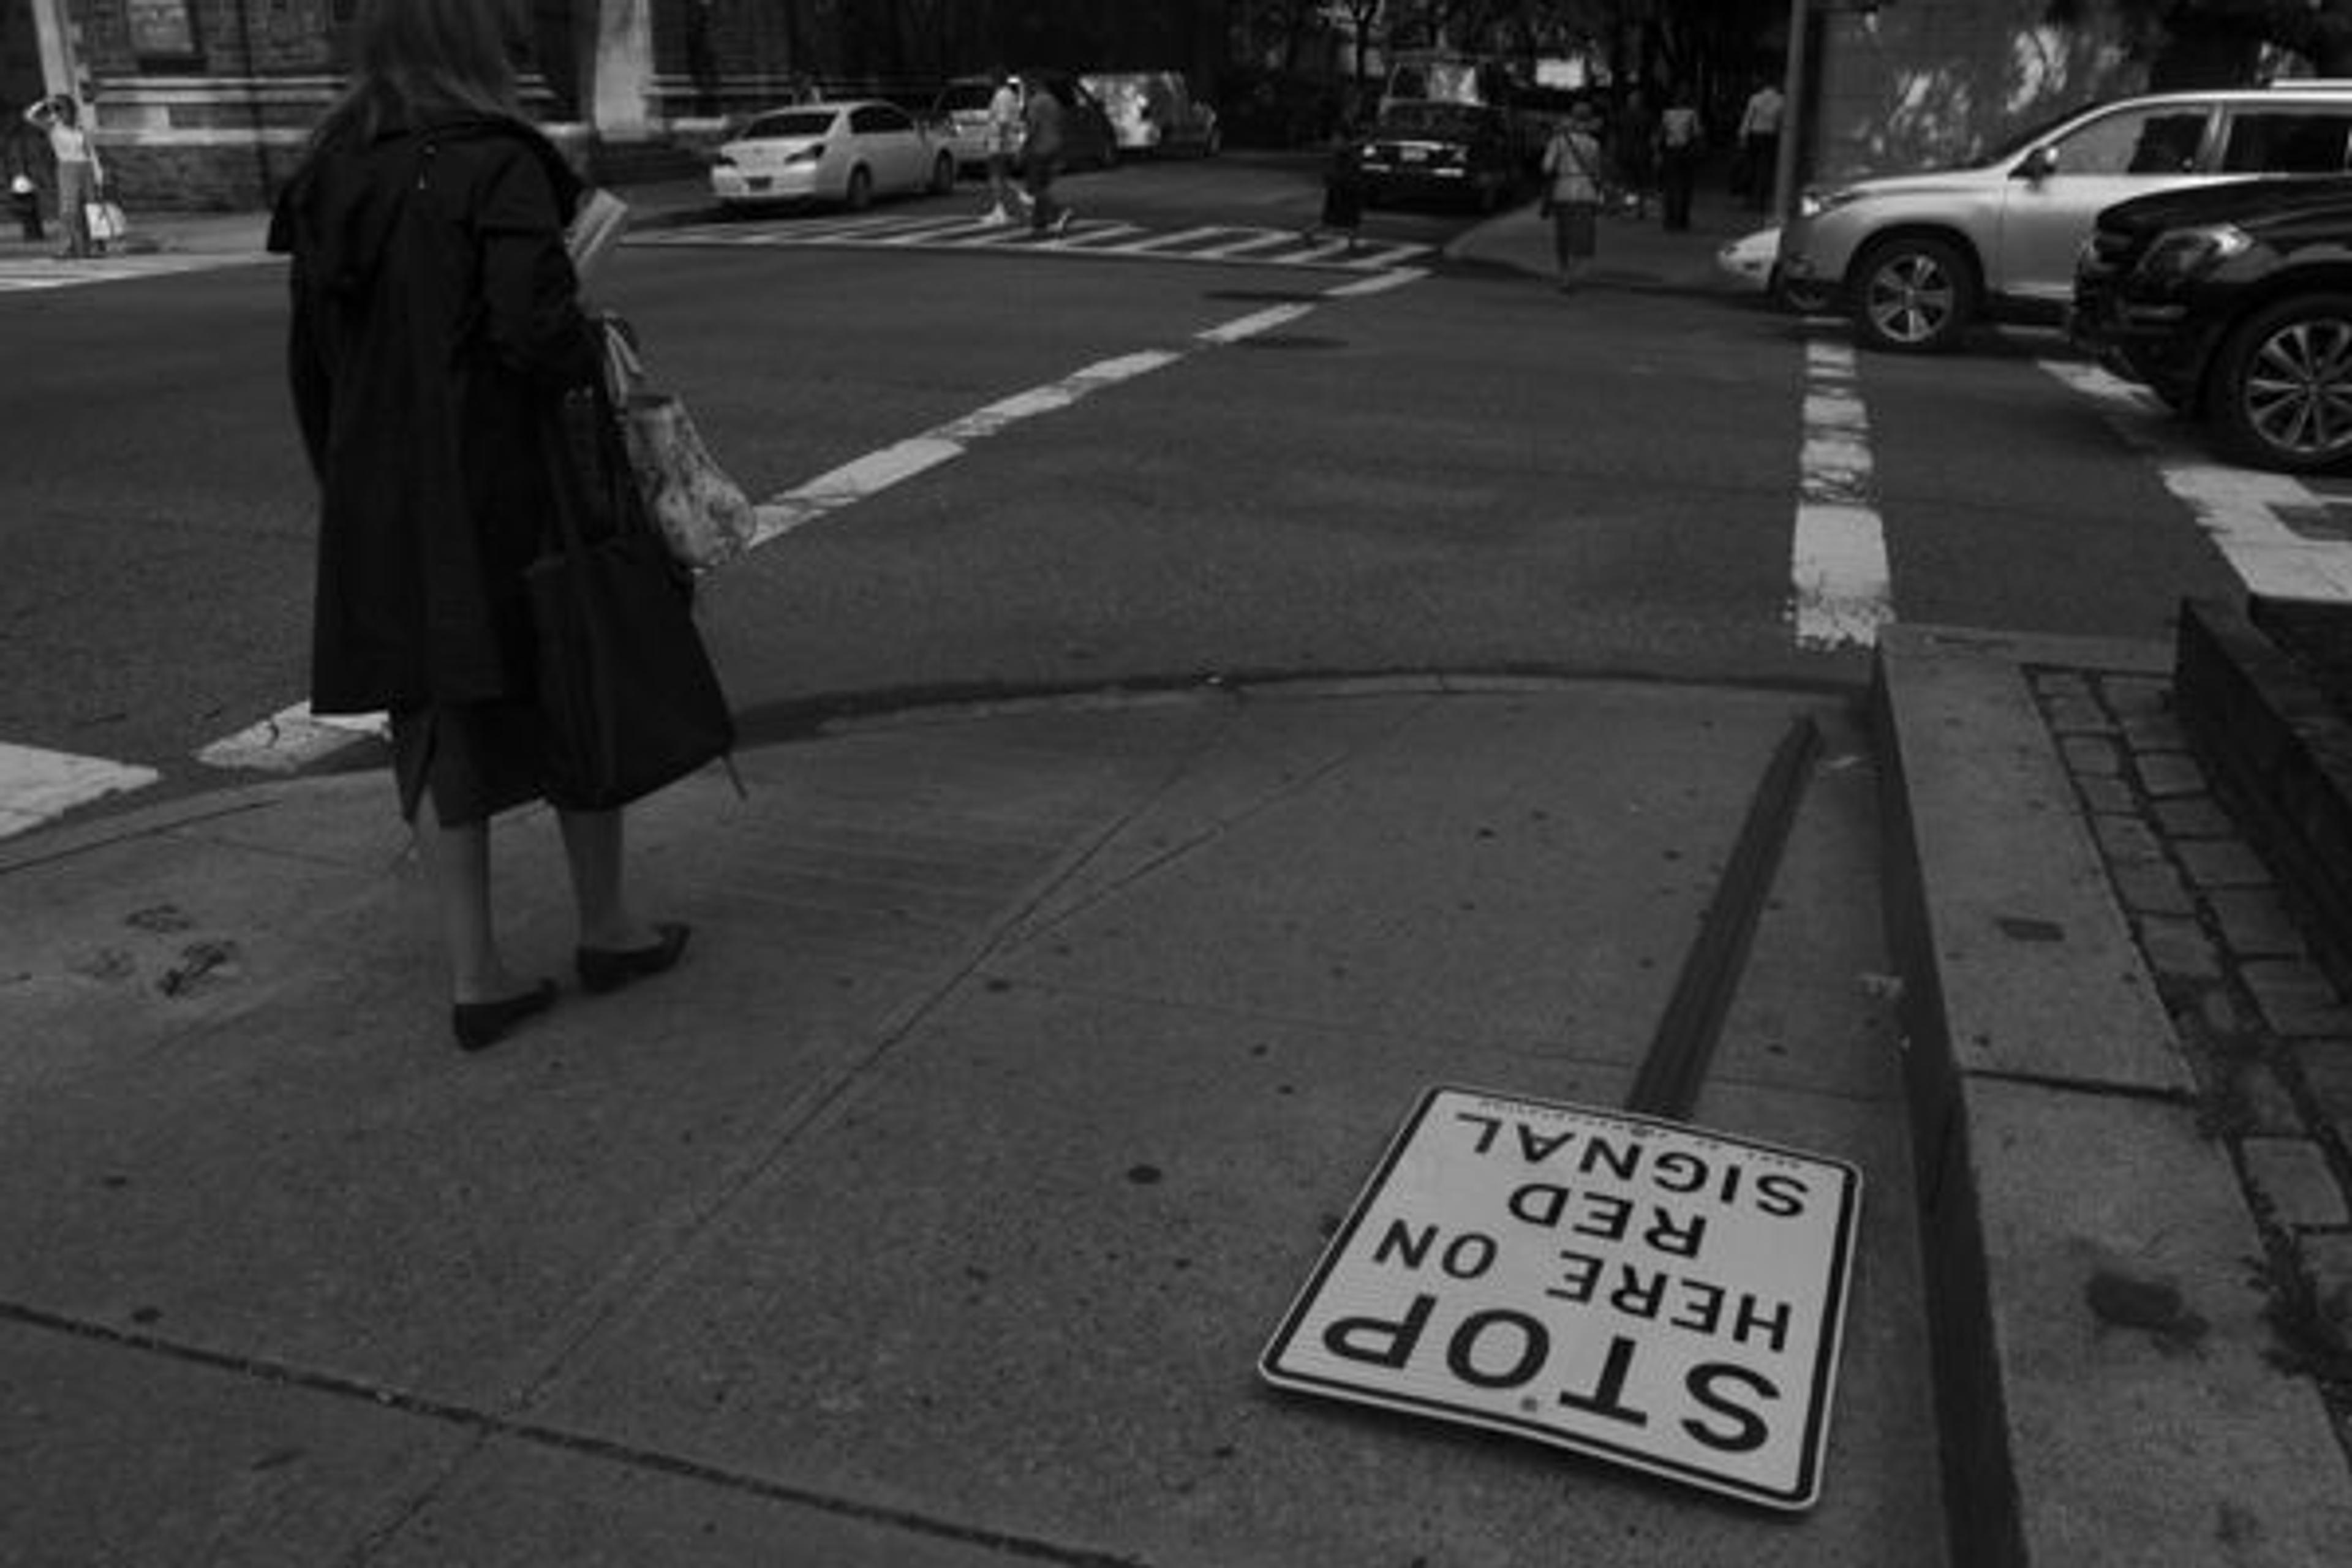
[6,650,2351,1563]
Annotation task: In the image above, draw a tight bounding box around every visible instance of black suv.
[2073,174,2352,470]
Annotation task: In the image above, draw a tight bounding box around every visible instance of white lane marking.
[2041,358,2352,600]
[0,251,279,295]
[749,293,1383,544]
[194,701,388,773]
[1789,336,1894,649]
[0,743,160,840]
[197,276,1425,772]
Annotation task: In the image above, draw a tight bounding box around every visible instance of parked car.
[930,75,1001,173]
[1717,225,1836,311]
[710,99,958,211]
[1777,82,2352,353]
[1357,100,1518,213]
[1081,70,1221,157]
[2073,174,2352,471]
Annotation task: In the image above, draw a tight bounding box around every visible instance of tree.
[2049,0,2352,84]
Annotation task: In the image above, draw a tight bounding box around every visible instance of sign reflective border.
[1259,1086,1862,1510]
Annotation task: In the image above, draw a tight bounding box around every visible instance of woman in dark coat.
[271,0,688,1050]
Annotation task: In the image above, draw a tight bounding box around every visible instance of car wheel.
[2208,293,2352,472]
[929,152,956,195]
[1852,235,1976,353]
[844,165,873,211]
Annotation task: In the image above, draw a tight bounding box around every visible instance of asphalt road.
[0,150,2275,830]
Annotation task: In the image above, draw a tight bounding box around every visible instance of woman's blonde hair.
[311,0,524,150]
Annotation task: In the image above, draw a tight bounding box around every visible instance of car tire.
[2207,292,2352,473]
[1772,266,1836,315]
[929,152,956,195]
[845,165,873,211]
[1852,234,1977,353]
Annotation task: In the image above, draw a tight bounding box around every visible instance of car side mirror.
[2016,145,2057,181]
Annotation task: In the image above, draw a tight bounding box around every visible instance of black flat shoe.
[451,978,558,1052]
[575,922,692,995]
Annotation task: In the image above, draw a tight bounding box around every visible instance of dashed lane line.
[2040,358,2352,601]
[1789,334,1894,650]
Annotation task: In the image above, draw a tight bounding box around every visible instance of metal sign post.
[1261,1085,1862,1510]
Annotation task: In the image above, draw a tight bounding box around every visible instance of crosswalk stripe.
[630,217,1432,273]
[0,251,278,294]
[0,743,159,841]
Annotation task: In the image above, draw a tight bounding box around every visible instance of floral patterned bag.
[597,315,759,571]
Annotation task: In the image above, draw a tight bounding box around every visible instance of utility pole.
[27,0,85,102]
[1773,0,1811,223]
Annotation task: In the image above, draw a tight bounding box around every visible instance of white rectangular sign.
[1259,1086,1862,1510]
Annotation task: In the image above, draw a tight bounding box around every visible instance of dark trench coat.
[268,113,600,717]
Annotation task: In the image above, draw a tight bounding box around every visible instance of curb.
[1874,624,2352,1567]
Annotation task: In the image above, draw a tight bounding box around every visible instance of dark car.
[2073,173,2352,470]
[1357,100,1518,212]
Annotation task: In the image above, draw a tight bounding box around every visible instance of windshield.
[742,110,835,140]
[937,83,993,113]
[1379,102,1495,140]
[1972,100,2103,167]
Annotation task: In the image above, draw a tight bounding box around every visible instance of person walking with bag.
[269,0,692,1052]
[1540,102,1610,293]
[1656,84,1705,233]
[23,94,99,258]
[1020,75,1073,237]
[982,70,1025,225]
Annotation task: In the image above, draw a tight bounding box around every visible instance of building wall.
[43,0,1223,209]
[1809,0,2139,183]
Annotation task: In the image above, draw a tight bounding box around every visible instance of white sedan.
[710,99,958,211]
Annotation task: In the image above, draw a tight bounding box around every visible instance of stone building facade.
[3,0,1227,211]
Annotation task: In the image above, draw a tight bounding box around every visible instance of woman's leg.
[412,800,533,1004]
[56,162,91,257]
[556,807,661,952]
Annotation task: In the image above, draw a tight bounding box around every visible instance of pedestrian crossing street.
[0,249,280,294]
[629,209,1436,273]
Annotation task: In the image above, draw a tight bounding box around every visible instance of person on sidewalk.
[23,94,99,259]
[1020,75,1073,237]
[1656,85,1705,232]
[270,0,689,1053]
[1539,102,1610,292]
[1612,88,1659,221]
[982,70,1025,225]
[1736,75,1784,214]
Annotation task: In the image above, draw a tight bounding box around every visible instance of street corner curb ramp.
[1872,624,2352,1568]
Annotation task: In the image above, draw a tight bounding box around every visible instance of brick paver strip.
[2177,838,2275,889]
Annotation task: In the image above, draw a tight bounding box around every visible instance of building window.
[126,0,202,66]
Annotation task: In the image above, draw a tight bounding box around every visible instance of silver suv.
[1776,84,2352,352]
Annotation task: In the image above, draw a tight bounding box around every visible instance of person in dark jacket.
[270,0,688,1052]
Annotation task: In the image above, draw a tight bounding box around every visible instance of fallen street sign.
[1259,1085,1862,1510]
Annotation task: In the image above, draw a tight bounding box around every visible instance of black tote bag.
[528,386,736,811]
